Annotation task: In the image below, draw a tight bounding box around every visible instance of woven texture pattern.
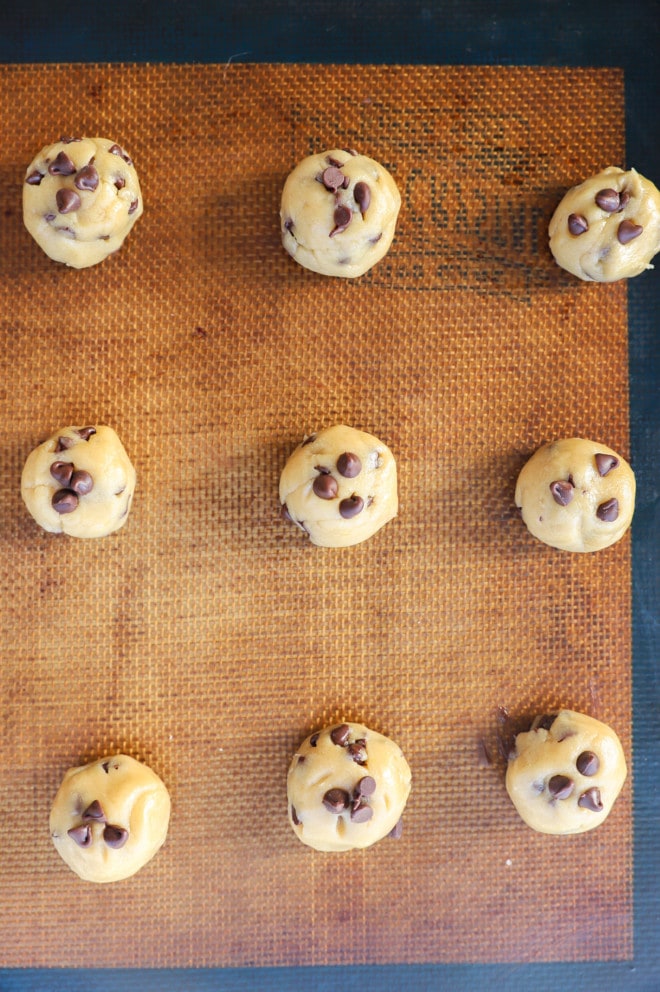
[0,64,631,966]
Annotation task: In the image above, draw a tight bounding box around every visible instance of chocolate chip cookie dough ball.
[505,711,627,835]
[515,438,635,552]
[50,754,171,883]
[280,148,401,277]
[279,425,398,548]
[23,136,143,268]
[21,425,136,538]
[287,723,411,852]
[548,167,660,281]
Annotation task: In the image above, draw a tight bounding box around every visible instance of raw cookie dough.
[21,424,136,538]
[287,723,411,852]
[23,136,143,268]
[505,711,627,835]
[548,166,660,281]
[280,148,401,277]
[279,424,398,548]
[515,438,635,552]
[49,754,171,882]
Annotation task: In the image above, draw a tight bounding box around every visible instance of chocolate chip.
[82,800,106,822]
[50,461,74,486]
[322,788,350,813]
[56,188,81,214]
[330,724,351,746]
[128,199,139,215]
[302,434,317,446]
[595,453,619,476]
[48,152,76,176]
[67,825,92,847]
[26,170,43,185]
[618,191,631,210]
[330,204,352,237]
[76,427,96,441]
[59,136,81,144]
[388,817,404,839]
[70,470,94,496]
[101,761,110,773]
[313,473,338,499]
[355,775,376,797]
[353,181,371,215]
[321,166,345,192]
[578,787,603,812]
[44,213,56,222]
[350,800,373,823]
[75,164,99,191]
[337,452,362,478]
[52,489,79,514]
[281,503,293,523]
[310,733,319,747]
[326,156,343,168]
[343,148,359,156]
[347,742,368,765]
[109,144,133,166]
[576,750,600,776]
[550,480,574,506]
[284,218,294,233]
[103,825,129,849]
[548,774,574,800]
[339,495,364,518]
[618,219,643,244]
[55,436,75,452]
[597,498,619,522]
[114,176,126,190]
[568,213,589,235]
[595,188,620,212]
[291,805,300,825]
[369,232,383,244]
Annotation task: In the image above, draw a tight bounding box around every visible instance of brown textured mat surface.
[0,64,631,967]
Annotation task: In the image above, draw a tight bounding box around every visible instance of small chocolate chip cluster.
[549,451,620,521]
[546,749,603,813]
[311,451,367,519]
[49,427,96,514]
[568,186,642,245]
[314,152,372,238]
[67,799,129,850]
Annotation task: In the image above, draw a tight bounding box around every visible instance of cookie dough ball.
[287,723,411,852]
[21,424,136,538]
[505,711,627,835]
[279,425,398,548]
[49,754,171,882]
[548,166,660,281]
[280,148,401,278]
[23,136,143,268]
[515,438,635,552]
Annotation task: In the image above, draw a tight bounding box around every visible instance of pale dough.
[548,166,660,281]
[515,438,635,552]
[279,424,398,548]
[49,754,171,882]
[280,148,401,277]
[21,425,136,538]
[23,136,143,268]
[287,723,411,852]
[505,711,627,835]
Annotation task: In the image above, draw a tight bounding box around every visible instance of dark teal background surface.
[1,2,659,989]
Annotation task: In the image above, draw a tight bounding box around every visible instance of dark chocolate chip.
[326,156,343,168]
[388,817,404,839]
[52,489,79,514]
[44,213,56,222]
[353,181,371,215]
[76,427,96,441]
[548,774,574,800]
[56,188,81,214]
[578,787,603,812]
[322,788,350,813]
[310,733,319,747]
[347,742,368,765]
[128,199,139,215]
[59,136,81,144]
[48,151,76,176]
[291,805,300,825]
[617,219,643,244]
[568,213,589,236]
[330,724,351,746]
[82,800,106,822]
[355,775,376,797]
[330,204,352,237]
[596,498,619,522]
[101,761,110,773]
[595,453,619,476]
[114,176,126,190]
[336,452,362,478]
[103,825,129,849]
[312,473,338,499]
[284,218,294,233]
[350,800,373,823]
[50,461,74,487]
[339,495,364,519]
[67,824,92,847]
[281,503,293,523]
[576,750,600,776]
[75,164,99,191]
[369,232,383,244]
[26,170,43,185]
[302,434,317,446]
[595,188,620,212]
[618,191,631,210]
[321,166,345,192]
[550,480,574,506]
[343,148,359,156]
[109,144,133,166]
[69,470,94,496]
[55,436,75,452]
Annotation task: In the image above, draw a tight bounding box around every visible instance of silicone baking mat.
[0,64,631,967]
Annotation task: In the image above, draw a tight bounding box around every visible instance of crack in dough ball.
[548,167,660,281]
[280,148,401,277]
[279,425,398,548]
[287,723,411,852]
[23,136,143,268]
[505,711,627,835]
[49,754,170,882]
[515,438,635,552]
[21,425,136,538]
